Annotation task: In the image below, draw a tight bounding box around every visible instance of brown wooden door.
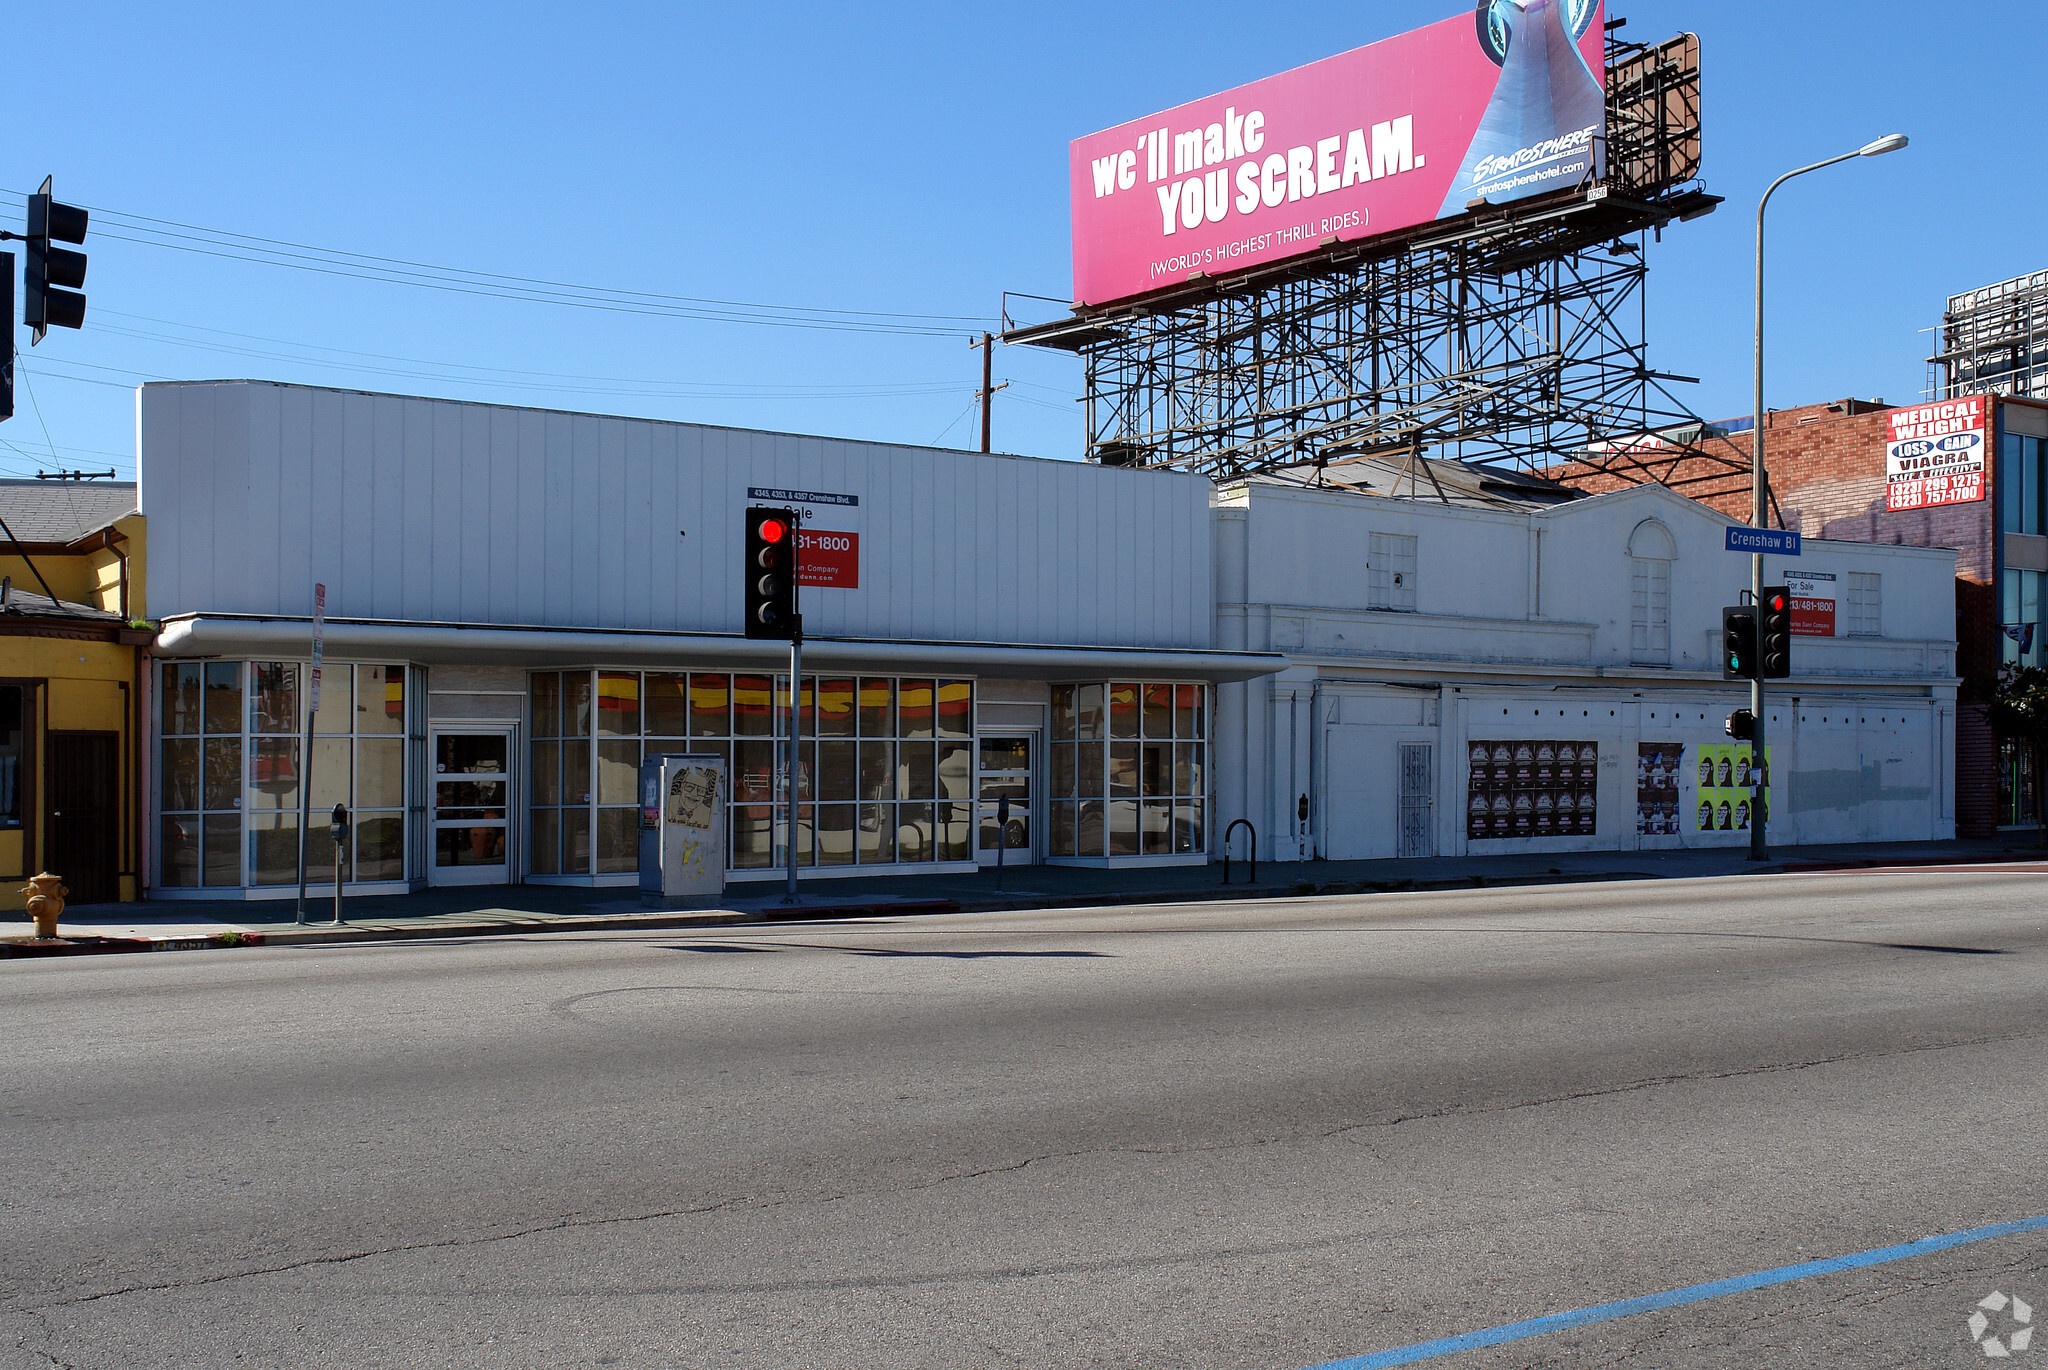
[48,732,119,905]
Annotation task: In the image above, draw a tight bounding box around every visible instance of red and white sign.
[1785,571,1836,637]
[1885,396,1987,512]
[1069,1,1606,307]
[797,529,859,589]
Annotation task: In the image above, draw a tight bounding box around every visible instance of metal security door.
[428,726,514,885]
[48,732,119,905]
[1398,743,1434,859]
[976,732,1036,865]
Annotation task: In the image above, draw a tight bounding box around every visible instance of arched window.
[1627,519,1677,665]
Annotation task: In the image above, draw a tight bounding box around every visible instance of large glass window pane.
[936,802,971,861]
[816,740,857,803]
[358,665,406,735]
[203,738,242,811]
[858,804,896,863]
[530,740,560,808]
[250,662,299,735]
[1051,685,1076,741]
[900,740,935,800]
[1050,801,1076,857]
[1075,741,1104,798]
[164,663,201,736]
[1175,742,1202,797]
[310,737,352,810]
[314,664,353,734]
[248,738,299,811]
[730,792,775,868]
[1175,799,1205,854]
[1109,741,1139,797]
[1142,799,1173,854]
[249,816,300,885]
[597,739,640,806]
[1176,684,1204,740]
[858,741,896,802]
[815,679,857,737]
[530,672,561,739]
[734,740,777,809]
[1052,743,1076,798]
[355,813,405,881]
[1109,683,1140,738]
[1141,741,1171,797]
[1074,684,1105,740]
[816,803,856,866]
[438,734,508,774]
[564,672,593,738]
[1106,799,1139,857]
[203,663,242,735]
[732,674,774,737]
[899,680,936,739]
[1143,685,1174,737]
[595,808,637,873]
[2003,433,2024,534]
[690,674,732,737]
[163,738,202,812]
[203,813,242,886]
[562,807,592,874]
[936,741,972,801]
[898,802,934,862]
[858,678,895,737]
[530,807,560,876]
[358,738,405,809]
[936,681,972,740]
[437,825,506,868]
[563,738,592,806]
[160,814,199,887]
[1076,799,1106,857]
[597,673,639,737]
[643,673,690,736]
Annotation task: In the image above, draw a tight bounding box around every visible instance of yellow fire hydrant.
[22,872,66,941]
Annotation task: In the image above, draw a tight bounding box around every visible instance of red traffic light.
[757,517,788,544]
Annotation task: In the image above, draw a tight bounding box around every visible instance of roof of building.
[0,479,138,545]
[0,581,122,624]
[1232,453,1583,510]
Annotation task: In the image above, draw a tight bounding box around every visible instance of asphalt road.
[4,866,2045,1369]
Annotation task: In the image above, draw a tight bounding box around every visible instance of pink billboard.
[1070,0,1607,307]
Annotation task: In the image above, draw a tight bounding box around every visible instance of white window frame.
[1630,557,1672,665]
[1847,572,1882,637]
[1368,532,1418,612]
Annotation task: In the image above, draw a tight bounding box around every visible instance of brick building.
[1549,393,2045,837]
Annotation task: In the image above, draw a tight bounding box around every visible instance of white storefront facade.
[138,381,1958,899]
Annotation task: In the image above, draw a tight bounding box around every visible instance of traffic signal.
[1759,585,1792,680]
[1724,709,1755,741]
[1,253,12,421]
[743,506,799,639]
[1722,606,1758,680]
[24,177,88,343]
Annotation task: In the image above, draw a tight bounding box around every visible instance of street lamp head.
[1858,133,1909,157]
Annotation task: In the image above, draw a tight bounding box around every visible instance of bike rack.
[1221,818,1257,885]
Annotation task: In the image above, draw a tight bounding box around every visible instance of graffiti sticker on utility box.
[1886,396,1986,511]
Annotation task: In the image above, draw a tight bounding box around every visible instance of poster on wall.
[1466,740,1599,840]
[1693,744,1774,832]
[1785,571,1837,637]
[1636,743,1683,836]
[1885,397,1986,512]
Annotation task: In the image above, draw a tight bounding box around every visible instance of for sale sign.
[1785,570,1836,637]
[1885,397,1986,512]
[797,529,859,589]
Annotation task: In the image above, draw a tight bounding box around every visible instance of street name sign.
[1725,526,1800,556]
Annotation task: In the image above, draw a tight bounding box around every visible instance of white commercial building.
[138,381,1957,899]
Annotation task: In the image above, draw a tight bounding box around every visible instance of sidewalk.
[3,837,2038,958]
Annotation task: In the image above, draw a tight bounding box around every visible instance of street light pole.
[1750,133,1907,861]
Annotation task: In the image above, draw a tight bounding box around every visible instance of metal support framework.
[1930,269,2048,402]
[1009,30,1743,488]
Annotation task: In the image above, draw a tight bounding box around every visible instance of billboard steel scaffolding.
[1010,30,1741,489]
[1930,269,2048,403]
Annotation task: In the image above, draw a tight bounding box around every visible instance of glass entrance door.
[976,732,1035,865]
[430,727,514,885]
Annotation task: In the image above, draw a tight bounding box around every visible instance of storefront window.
[0,685,22,827]
[1049,682,1207,858]
[160,660,408,889]
[2005,569,2045,669]
[2001,432,2046,536]
[531,671,975,875]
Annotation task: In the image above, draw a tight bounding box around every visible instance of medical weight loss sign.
[1885,397,1986,512]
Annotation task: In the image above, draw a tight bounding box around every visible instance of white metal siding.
[141,382,1214,650]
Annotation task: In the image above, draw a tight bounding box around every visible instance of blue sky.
[7,1,2040,483]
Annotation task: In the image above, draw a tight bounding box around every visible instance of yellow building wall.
[0,515,143,620]
[0,635,142,910]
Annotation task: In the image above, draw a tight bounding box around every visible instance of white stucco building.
[136,381,1957,899]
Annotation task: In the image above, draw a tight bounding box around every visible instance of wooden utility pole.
[973,331,1007,453]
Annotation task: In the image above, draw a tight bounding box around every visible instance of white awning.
[152,615,1289,684]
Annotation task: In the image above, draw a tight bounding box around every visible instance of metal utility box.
[639,754,727,901]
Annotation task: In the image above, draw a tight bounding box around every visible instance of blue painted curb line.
[1307,1213,2048,1369]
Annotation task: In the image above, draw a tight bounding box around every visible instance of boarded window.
[1368,532,1418,611]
